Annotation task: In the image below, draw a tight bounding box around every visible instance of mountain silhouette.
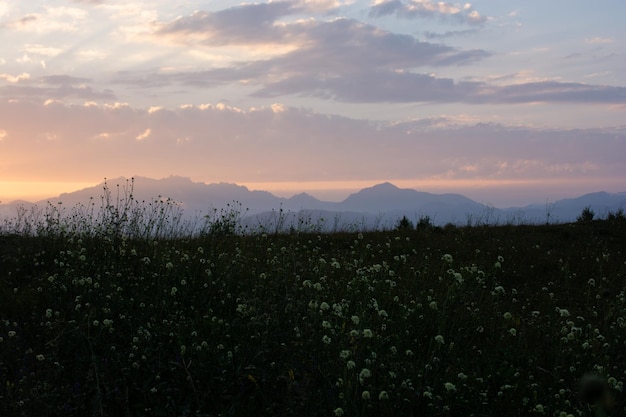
[1,176,625,230]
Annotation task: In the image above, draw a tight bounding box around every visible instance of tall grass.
[1,187,625,416]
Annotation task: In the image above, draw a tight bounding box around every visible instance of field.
[1,203,626,416]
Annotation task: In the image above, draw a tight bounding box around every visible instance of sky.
[0,0,625,207]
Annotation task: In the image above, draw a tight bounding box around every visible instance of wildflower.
[442,254,453,263]
[444,382,457,392]
[347,360,356,370]
[359,368,371,381]
[405,349,414,357]
[46,309,53,318]
[435,335,445,344]
[36,354,45,361]
[509,328,517,336]
[340,350,351,359]
[535,404,544,413]
[322,321,332,329]
[322,335,331,345]
[92,320,99,327]
[362,390,370,400]
[334,408,344,416]
[503,312,512,320]
[429,301,438,310]
[363,329,373,338]
[332,303,343,315]
[379,391,389,400]
[320,302,330,311]
[351,315,360,325]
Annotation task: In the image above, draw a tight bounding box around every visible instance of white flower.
[429,301,438,310]
[503,312,512,320]
[322,335,331,345]
[361,390,370,400]
[351,315,360,325]
[359,368,371,379]
[36,354,45,361]
[434,335,445,344]
[442,254,454,263]
[320,302,330,311]
[509,328,517,336]
[444,382,456,392]
[322,320,332,329]
[334,408,344,416]
[339,350,351,359]
[363,329,373,338]
[379,391,389,400]
[347,360,356,370]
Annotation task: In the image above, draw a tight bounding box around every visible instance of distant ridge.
[1,176,625,229]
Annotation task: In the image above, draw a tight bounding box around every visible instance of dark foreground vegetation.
[1,199,626,416]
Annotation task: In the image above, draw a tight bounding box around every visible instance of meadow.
[1,195,625,417]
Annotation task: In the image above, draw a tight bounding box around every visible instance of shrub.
[576,206,595,223]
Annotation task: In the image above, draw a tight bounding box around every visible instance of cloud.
[137,15,492,101]
[423,28,479,39]
[24,44,64,57]
[71,0,107,4]
[0,75,115,101]
[370,0,487,25]
[154,2,304,46]
[135,128,151,141]
[0,72,30,83]
[585,37,614,45]
[7,6,87,33]
[1,100,623,190]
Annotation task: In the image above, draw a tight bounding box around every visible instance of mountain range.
[1,176,625,231]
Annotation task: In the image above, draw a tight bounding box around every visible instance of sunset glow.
[1,1,625,206]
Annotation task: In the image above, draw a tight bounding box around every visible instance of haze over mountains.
[1,176,625,230]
